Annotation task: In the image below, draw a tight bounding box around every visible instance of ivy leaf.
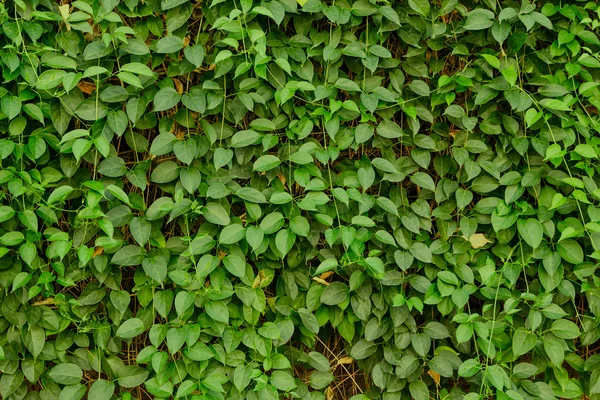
[517,219,543,249]
[463,9,495,30]
[154,88,182,112]
[202,202,230,225]
[408,0,430,17]
[116,318,145,339]
[89,380,115,400]
[411,172,436,191]
[48,364,83,385]
[1,96,22,120]
[512,330,537,357]
[351,340,377,360]
[156,36,184,53]
[253,155,281,172]
[112,245,146,266]
[551,320,580,339]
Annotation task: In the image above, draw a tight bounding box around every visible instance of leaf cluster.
[1,0,600,399]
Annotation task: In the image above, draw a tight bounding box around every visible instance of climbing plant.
[0,0,600,399]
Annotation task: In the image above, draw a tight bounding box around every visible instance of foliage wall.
[1,0,600,399]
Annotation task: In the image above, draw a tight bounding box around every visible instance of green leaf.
[184,45,205,68]
[116,318,145,338]
[175,380,197,398]
[275,229,296,257]
[253,155,281,172]
[335,78,361,92]
[590,369,600,394]
[130,217,152,247]
[411,172,436,191]
[219,224,246,244]
[409,380,429,400]
[408,0,430,17]
[185,342,214,361]
[143,253,168,284]
[174,140,197,164]
[557,239,584,264]
[156,36,184,53]
[0,371,23,398]
[458,359,481,377]
[112,245,146,266]
[88,380,115,400]
[202,202,230,225]
[314,258,338,275]
[48,363,83,385]
[121,62,154,76]
[320,282,349,305]
[250,118,276,131]
[351,1,377,16]
[59,384,86,400]
[154,88,182,112]
[455,188,473,209]
[117,366,149,388]
[298,308,319,334]
[512,330,537,357]
[350,339,377,359]
[270,371,297,392]
[47,185,74,205]
[153,290,174,319]
[409,243,432,263]
[23,325,45,359]
[551,319,580,339]
[377,120,402,139]
[365,257,385,279]
[540,98,570,111]
[236,187,267,203]
[463,9,495,30]
[1,96,21,120]
[36,69,67,90]
[574,143,596,158]
[485,365,508,390]
[231,130,260,147]
[150,133,177,156]
[517,218,543,249]
[223,255,246,277]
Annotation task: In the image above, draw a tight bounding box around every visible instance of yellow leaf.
[325,386,335,400]
[469,233,490,249]
[58,4,70,20]
[296,0,308,6]
[336,356,354,366]
[320,271,334,280]
[428,369,441,386]
[312,277,330,286]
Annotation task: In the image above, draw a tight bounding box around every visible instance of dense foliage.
[1,0,600,399]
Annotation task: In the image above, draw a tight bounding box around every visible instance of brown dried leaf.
[92,246,104,257]
[277,173,287,187]
[320,270,334,280]
[33,298,56,306]
[174,79,184,95]
[428,369,441,386]
[175,129,186,140]
[77,81,96,95]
